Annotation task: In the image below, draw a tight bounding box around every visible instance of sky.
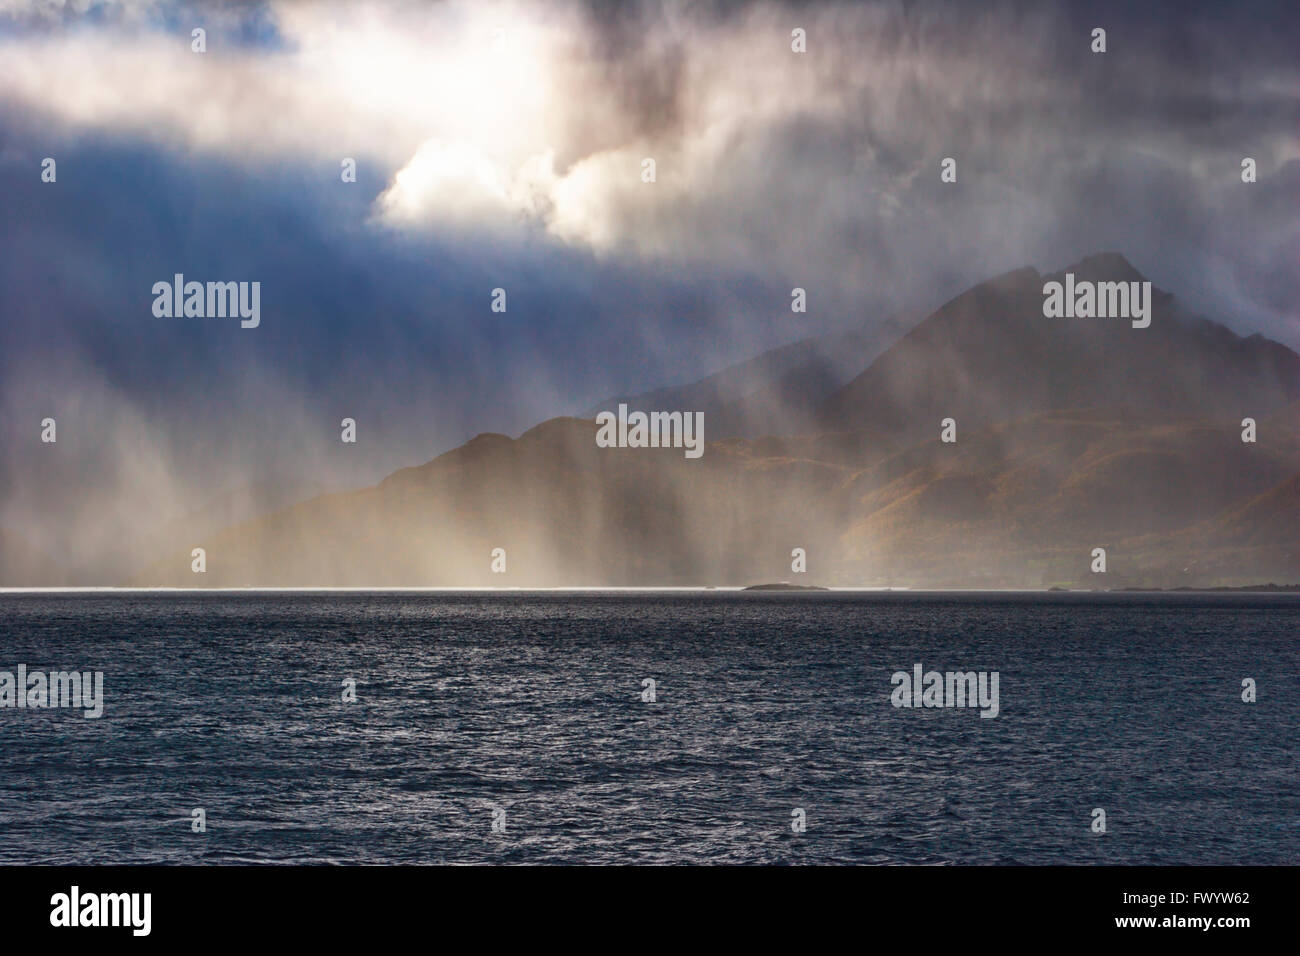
[1,0,1298,569]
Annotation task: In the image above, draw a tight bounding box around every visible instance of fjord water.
[1,591,1295,865]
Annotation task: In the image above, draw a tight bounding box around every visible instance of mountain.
[110,253,1300,588]
[582,320,909,440]
[130,406,1300,589]
[819,253,1300,442]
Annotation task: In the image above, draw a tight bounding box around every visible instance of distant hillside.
[133,417,860,587]
[834,407,1300,587]
[131,408,1300,589]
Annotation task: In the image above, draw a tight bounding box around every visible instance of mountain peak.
[818,253,1299,442]
[1059,252,1145,284]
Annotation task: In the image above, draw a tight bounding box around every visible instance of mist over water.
[2,591,1294,865]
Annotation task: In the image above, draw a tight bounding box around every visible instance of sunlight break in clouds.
[0,0,689,249]
[0,0,983,269]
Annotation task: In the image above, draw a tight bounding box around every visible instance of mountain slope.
[133,418,860,587]
[131,409,1300,588]
[582,320,909,440]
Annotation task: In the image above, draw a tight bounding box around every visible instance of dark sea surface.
[0,590,1295,865]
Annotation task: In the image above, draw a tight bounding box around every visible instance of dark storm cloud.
[0,123,792,478]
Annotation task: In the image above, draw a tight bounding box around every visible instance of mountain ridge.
[120,253,1300,590]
